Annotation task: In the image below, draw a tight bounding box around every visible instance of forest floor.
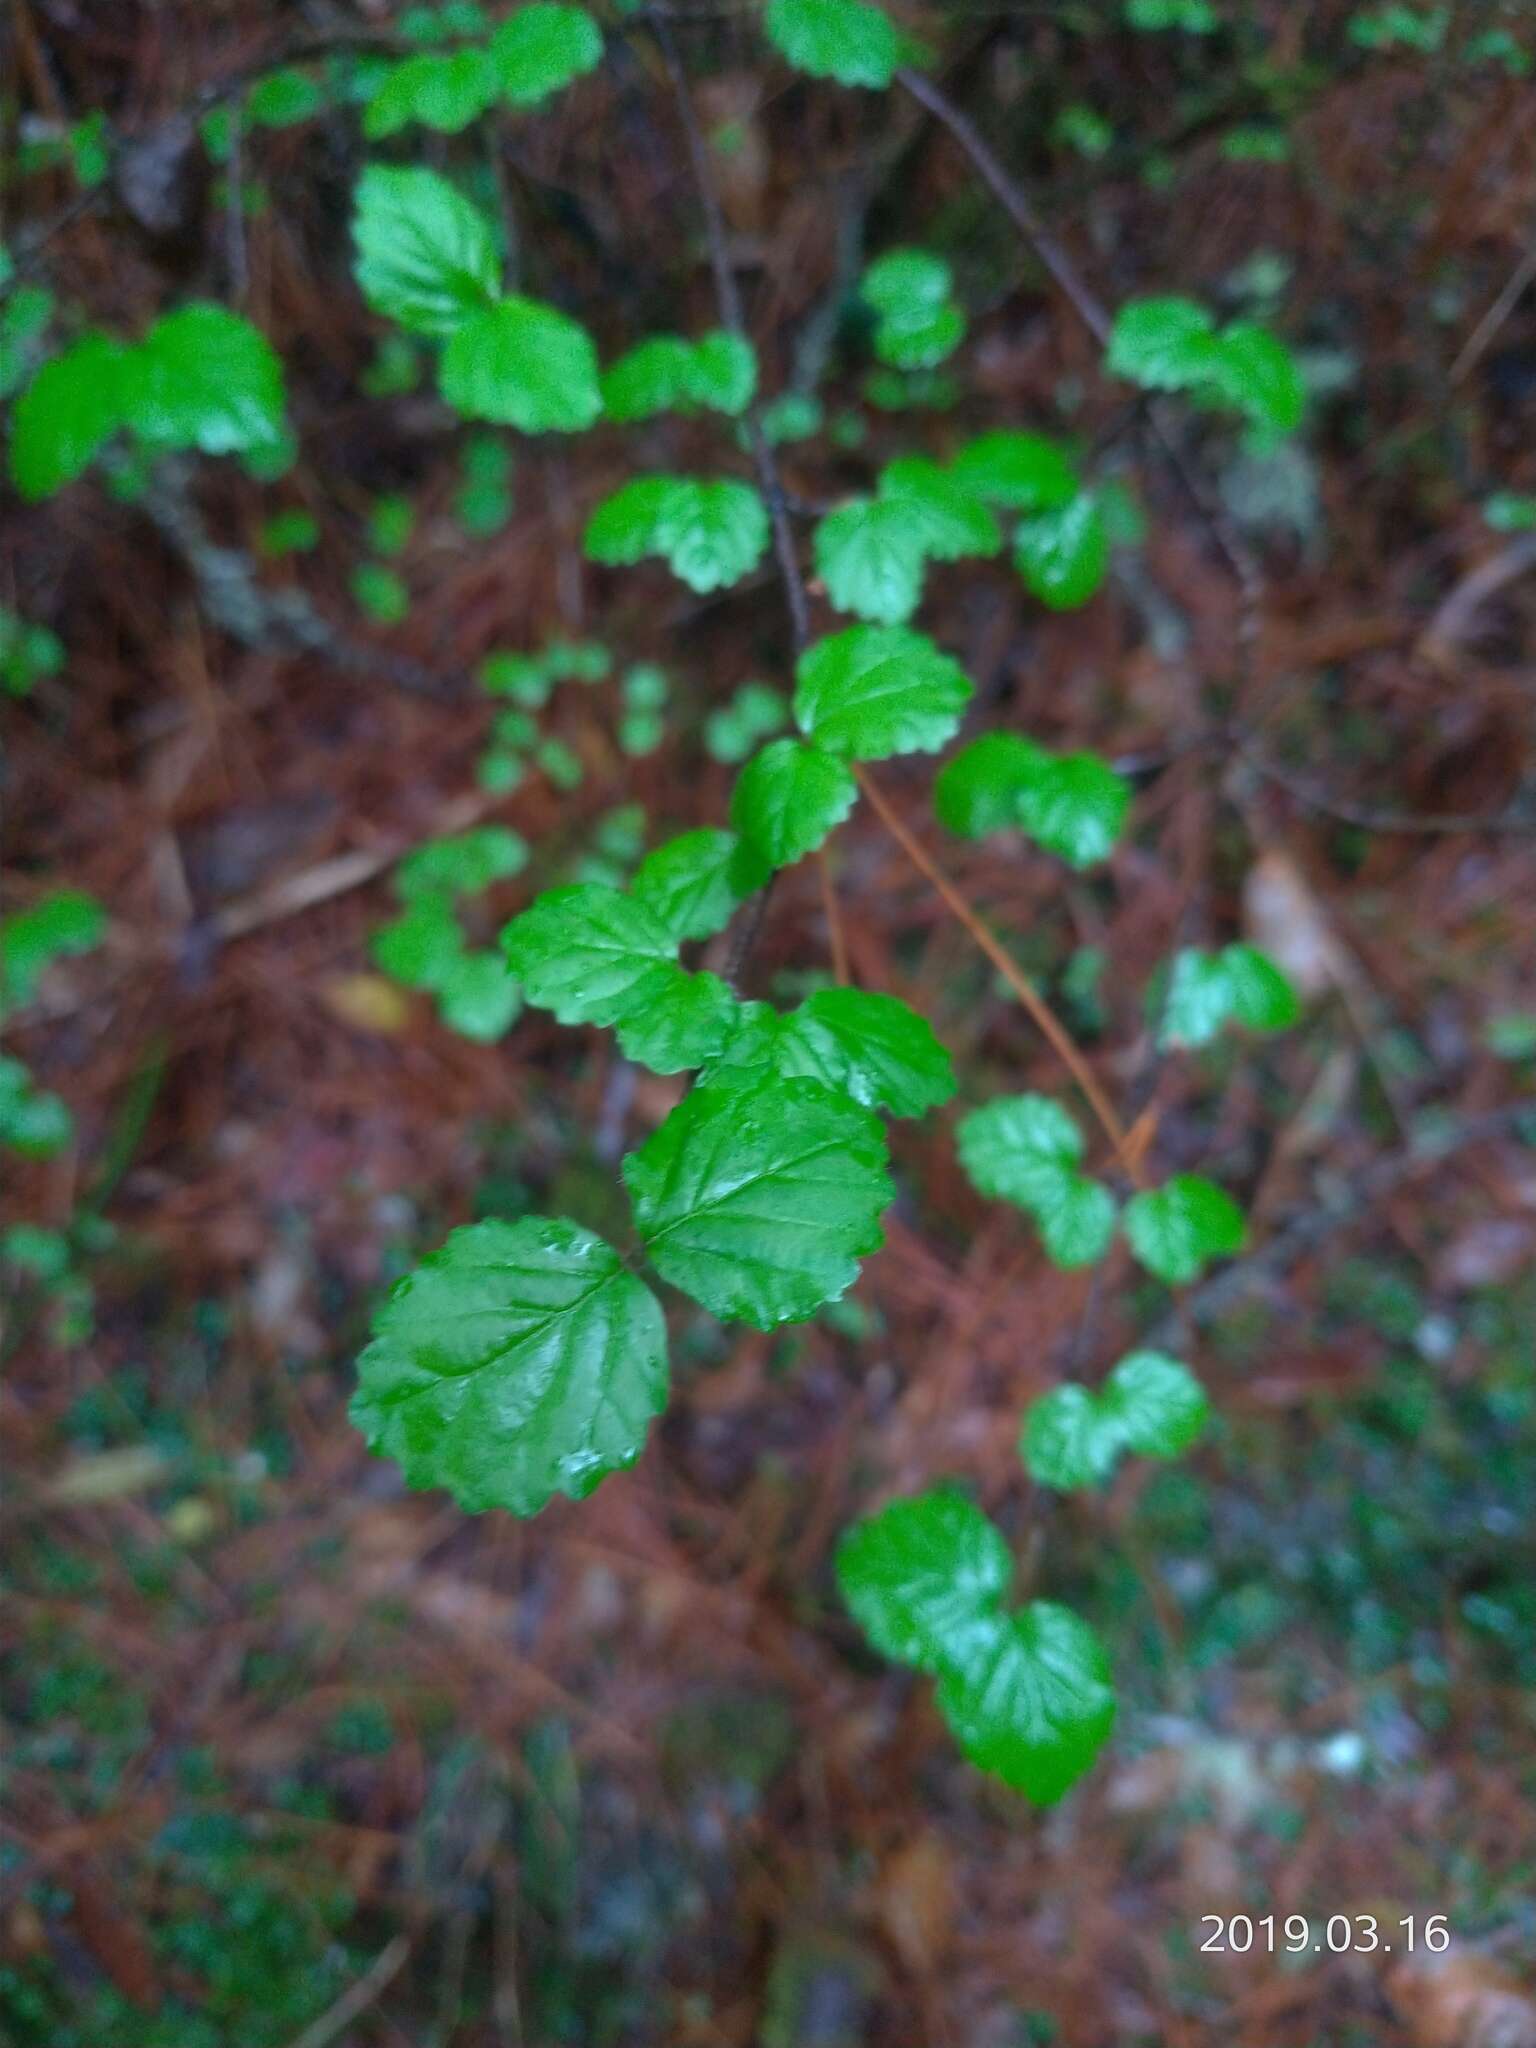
[4,3,1536,2044]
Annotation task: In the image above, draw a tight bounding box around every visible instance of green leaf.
[835,1486,1012,1672]
[0,1057,73,1159]
[352,165,500,338]
[956,1094,1116,1269]
[861,249,965,368]
[363,47,497,137]
[631,829,768,943]
[601,331,756,422]
[351,1216,668,1515]
[437,950,524,1040]
[935,737,1130,868]
[950,430,1079,512]
[397,825,529,903]
[372,901,465,991]
[1107,296,1304,434]
[0,889,106,1011]
[1159,942,1298,1047]
[247,66,327,127]
[584,476,769,593]
[1123,1173,1245,1284]
[624,1075,892,1328]
[1023,1350,1207,1489]
[765,0,901,87]
[122,303,285,457]
[730,738,859,868]
[794,624,972,760]
[613,965,739,1074]
[1014,491,1110,609]
[8,333,129,500]
[441,296,602,432]
[935,1604,1116,1802]
[0,282,54,400]
[1105,295,1220,390]
[1020,753,1130,868]
[877,457,1001,558]
[813,498,926,623]
[490,3,603,106]
[502,883,675,1027]
[708,988,955,1117]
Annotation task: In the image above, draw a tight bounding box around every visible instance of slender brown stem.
[854,767,1140,1181]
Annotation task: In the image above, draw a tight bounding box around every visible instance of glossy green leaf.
[1159,941,1298,1047]
[1107,295,1304,433]
[935,736,1130,869]
[1022,1350,1208,1490]
[352,165,500,338]
[951,430,1078,511]
[0,889,106,1011]
[1123,1173,1245,1284]
[729,738,859,868]
[935,1603,1116,1803]
[765,0,901,87]
[351,1216,668,1515]
[8,333,130,499]
[631,829,768,943]
[584,476,769,593]
[1014,491,1110,609]
[612,965,740,1074]
[502,882,675,1027]
[441,296,602,432]
[794,624,971,760]
[835,1486,1012,1672]
[708,987,955,1117]
[490,3,603,106]
[363,47,497,137]
[956,1093,1116,1269]
[624,1075,892,1328]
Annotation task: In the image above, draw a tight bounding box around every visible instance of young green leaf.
[601,331,756,422]
[708,988,955,1117]
[877,457,1001,558]
[1159,941,1299,1047]
[436,949,524,1041]
[396,825,529,902]
[490,3,603,106]
[0,1057,74,1159]
[1123,1173,1245,1284]
[372,901,465,991]
[363,47,498,137]
[440,296,602,432]
[861,248,966,367]
[631,829,768,943]
[0,889,106,1012]
[935,736,1130,869]
[1204,322,1306,435]
[1014,491,1110,609]
[765,0,902,88]
[730,738,859,868]
[1022,1351,1208,1490]
[624,1075,892,1328]
[813,497,927,623]
[793,624,972,760]
[612,965,741,1074]
[935,1603,1116,1804]
[584,476,770,593]
[956,1093,1117,1269]
[351,1216,669,1515]
[835,1486,1012,1672]
[8,333,130,500]
[950,430,1079,511]
[352,165,500,337]
[1106,295,1304,434]
[502,883,676,1026]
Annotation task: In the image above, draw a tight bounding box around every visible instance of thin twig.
[854,766,1139,1180]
